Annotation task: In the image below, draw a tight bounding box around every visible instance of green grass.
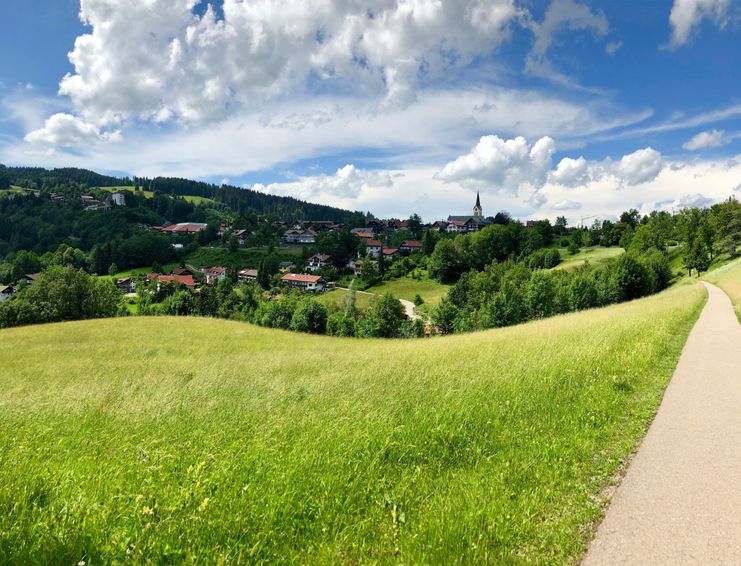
[96,187,216,206]
[316,288,376,310]
[554,246,625,271]
[703,256,741,322]
[100,264,180,282]
[0,281,706,564]
[366,277,451,306]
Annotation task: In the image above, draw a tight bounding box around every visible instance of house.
[50,193,65,202]
[282,229,317,245]
[146,273,196,290]
[171,268,190,276]
[399,240,422,254]
[430,220,449,232]
[0,285,14,302]
[354,230,374,240]
[365,239,383,258]
[115,277,136,293]
[232,229,249,245]
[22,273,41,285]
[278,261,296,273]
[307,254,332,272]
[111,192,126,206]
[238,268,259,283]
[281,273,325,292]
[201,266,228,285]
[160,222,208,235]
[382,248,400,261]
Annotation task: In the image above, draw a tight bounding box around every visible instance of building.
[160,222,209,235]
[111,192,126,206]
[282,229,317,245]
[447,191,490,232]
[365,239,383,258]
[238,268,259,283]
[115,278,136,293]
[281,273,325,292]
[307,254,332,272]
[278,261,295,273]
[146,273,197,290]
[202,266,228,285]
[382,248,400,260]
[22,273,41,285]
[399,240,422,254]
[0,285,14,302]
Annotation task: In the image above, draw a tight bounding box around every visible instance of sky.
[0,0,739,223]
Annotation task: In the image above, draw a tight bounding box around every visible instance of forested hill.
[142,176,361,222]
[2,165,362,222]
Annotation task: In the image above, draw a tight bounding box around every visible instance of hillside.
[0,282,706,563]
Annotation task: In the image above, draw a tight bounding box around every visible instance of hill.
[0,282,706,563]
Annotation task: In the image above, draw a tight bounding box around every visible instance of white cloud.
[435,135,556,192]
[525,0,609,84]
[668,0,730,47]
[612,147,663,185]
[59,0,525,126]
[683,129,730,150]
[551,199,582,210]
[24,113,121,147]
[550,156,589,186]
[251,165,392,203]
[673,193,716,208]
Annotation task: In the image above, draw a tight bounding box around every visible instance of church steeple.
[473,191,483,217]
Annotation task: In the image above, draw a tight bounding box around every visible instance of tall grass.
[0,282,705,564]
[704,256,741,322]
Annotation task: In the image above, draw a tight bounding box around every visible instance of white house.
[111,192,126,206]
[281,273,325,292]
[365,239,383,258]
[307,254,332,272]
[0,285,14,302]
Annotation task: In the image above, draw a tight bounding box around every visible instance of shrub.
[290,299,328,334]
[413,294,424,306]
[526,271,556,318]
[609,254,651,301]
[568,276,600,311]
[326,312,356,337]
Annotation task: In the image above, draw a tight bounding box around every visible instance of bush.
[609,254,651,301]
[526,271,556,318]
[568,276,600,311]
[290,299,328,334]
[357,294,406,338]
[413,294,424,306]
[162,290,196,316]
[255,300,294,329]
[326,312,356,337]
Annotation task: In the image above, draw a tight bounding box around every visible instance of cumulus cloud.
[59,0,525,126]
[550,156,589,186]
[526,0,609,84]
[612,147,663,185]
[435,135,555,192]
[668,0,730,47]
[683,129,730,150]
[24,113,121,146]
[673,193,716,208]
[551,199,582,210]
[251,165,392,202]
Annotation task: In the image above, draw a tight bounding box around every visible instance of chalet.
[202,266,228,285]
[0,285,14,302]
[399,240,422,254]
[282,229,317,245]
[171,268,190,276]
[115,278,136,293]
[278,261,296,273]
[281,273,325,292]
[238,268,259,283]
[354,230,374,240]
[348,258,364,276]
[22,273,41,285]
[50,193,65,202]
[160,222,208,235]
[232,229,249,245]
[430,220,449,232]
[307,254,332,272]
[383,248,400,260]
[365,239,383,258]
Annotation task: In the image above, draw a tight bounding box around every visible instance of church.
[447,191,490,233]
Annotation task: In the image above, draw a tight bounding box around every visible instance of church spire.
[473,191,482,217]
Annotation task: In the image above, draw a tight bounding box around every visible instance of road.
[583,282,741,565]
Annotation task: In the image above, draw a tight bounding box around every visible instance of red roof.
[149,273,196,288]
[281,273,323,284]
[366,239,382,247]
[401,240,422,248]
[383,248,399,255]
[239,268,259,277]
[355,231,374,239]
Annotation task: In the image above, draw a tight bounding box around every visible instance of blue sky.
[0,0,739,221]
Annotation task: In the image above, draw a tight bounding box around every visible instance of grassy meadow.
[704,256,741,322]
[316,287,377,310]
[366,277,451,306]
[554,246,624,271]
[0,281,707,564]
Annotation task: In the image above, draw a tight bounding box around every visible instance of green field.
[366,277,451,306]
[704,256,741,322]
[555,246,625,271]
[101,264,180,282]
[316,287,377,310]
[0,281,706,563]
[96,187,215,206]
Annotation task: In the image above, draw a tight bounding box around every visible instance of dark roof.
[475,191,481,209]
[447,215,489,225]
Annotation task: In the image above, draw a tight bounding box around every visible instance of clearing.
[0,282,705,563]
[554,246,624,271]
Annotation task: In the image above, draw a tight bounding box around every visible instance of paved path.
[583,282,741,565]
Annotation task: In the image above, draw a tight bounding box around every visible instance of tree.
[327,312,356,337]
[554,216,568,236]
[358,294,406,338]
[407,213,423,238]
[290,299,328,334]
[108,263,119,276]
[162,290,196,316]
[526,271,556,318]
[610,254,651,300]
[344,278,357,315]
[421,229,437,255]
[229,235,239,253]
[11,250,42,281]
[429,239,465,283]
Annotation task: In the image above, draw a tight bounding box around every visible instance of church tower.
[473,191,483,218]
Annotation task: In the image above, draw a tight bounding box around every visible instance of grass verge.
[0,282,705,564]
[703,256,741,322]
